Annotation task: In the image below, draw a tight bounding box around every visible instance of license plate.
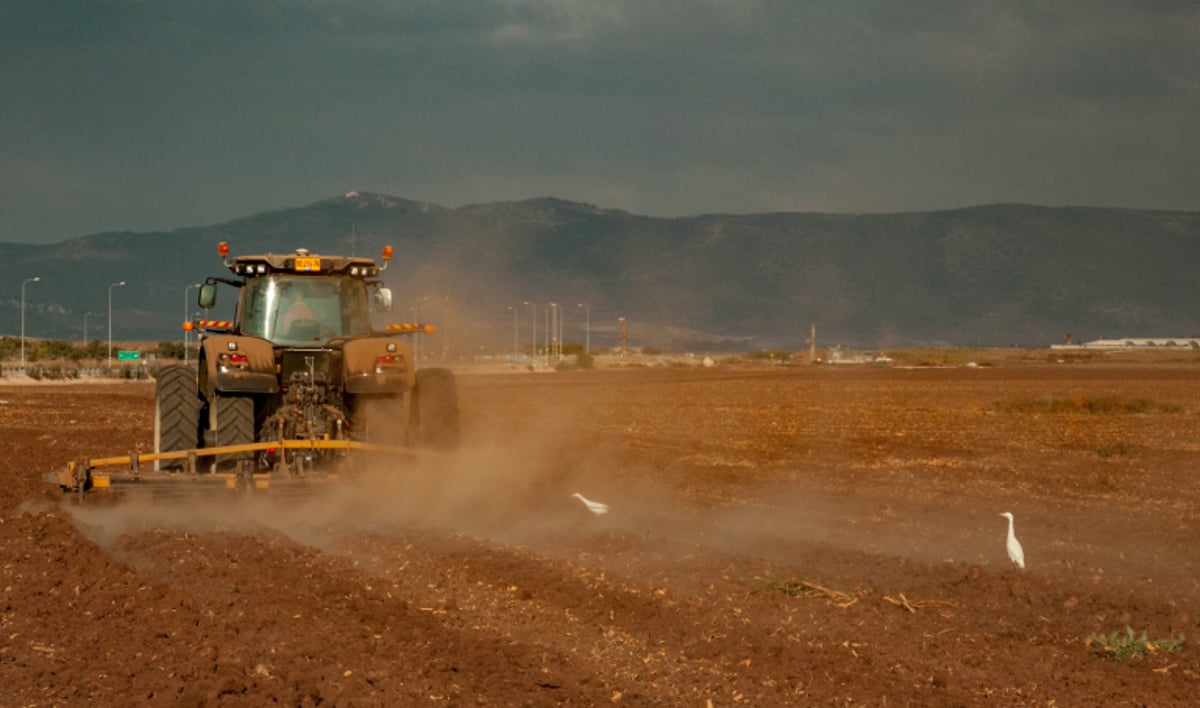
[295,257,321,272]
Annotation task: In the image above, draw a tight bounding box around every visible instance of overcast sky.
[2,1,1198,244]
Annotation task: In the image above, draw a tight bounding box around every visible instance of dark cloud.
[1,1,1198,243]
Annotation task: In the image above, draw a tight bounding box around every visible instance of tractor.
[153,241,459,478]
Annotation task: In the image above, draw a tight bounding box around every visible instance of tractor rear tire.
[154,365,200,470]
[206,394,255,466]
[410,368,460,450]
[353,395,409,446]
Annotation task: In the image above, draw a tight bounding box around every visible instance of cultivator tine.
[76,461,86,502]
[236,461,254,492]
[65,460,91,502]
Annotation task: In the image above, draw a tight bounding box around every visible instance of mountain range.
[2,192,1198,352]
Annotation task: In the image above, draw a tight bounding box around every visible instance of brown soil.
[1,363,1198,705]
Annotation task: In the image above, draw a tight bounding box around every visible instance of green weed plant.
[1088,626,1185,660]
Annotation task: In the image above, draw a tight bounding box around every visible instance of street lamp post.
[523,301,536,361]
[20,276,40,371]
[577,303,590,354]
[507,305,519,360]
[410,296,430,362]
[419,296,430,362]
[546,303,556,365]
[184,283,201,362]
[410,304,420,362]
[108,281,126,368]
[441,293,450,362]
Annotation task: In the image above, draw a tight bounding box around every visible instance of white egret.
[572,492,609,516]
[999,512,1025,569]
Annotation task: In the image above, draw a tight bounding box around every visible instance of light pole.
[558,306,565,361]
[546,302,556,365]
[20,276,40,371]
[523,301,536,361]
[577,303,590,354]
[507,305,519,360]
[410,304,420,362]
[411,296,430,361]
[108,281,126,368]
[441,293,449,362]
[83,312,95,347]
[184,283,201,362]
[420,295,430,361]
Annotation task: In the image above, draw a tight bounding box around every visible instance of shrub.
[1095,438,1135,459]
[1088,626,1185,660]
[993,395,1179,415]
[743,349,792,362]
[157,341,186,359]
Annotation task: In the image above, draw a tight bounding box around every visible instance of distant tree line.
[0,336,190,363]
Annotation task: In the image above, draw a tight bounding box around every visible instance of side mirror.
[373,287,393,313]
[198,283,217,309]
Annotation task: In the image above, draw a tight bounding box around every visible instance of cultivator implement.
[44,439,414,501]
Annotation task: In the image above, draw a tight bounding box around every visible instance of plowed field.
[2,363,1198,705]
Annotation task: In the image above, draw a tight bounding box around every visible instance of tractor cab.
[197,245,394,346]
[240,274,371,345]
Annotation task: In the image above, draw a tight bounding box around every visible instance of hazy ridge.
[2,193,1197,350]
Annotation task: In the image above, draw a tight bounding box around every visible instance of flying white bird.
[572,492,609,516]
[998,512,1025,569]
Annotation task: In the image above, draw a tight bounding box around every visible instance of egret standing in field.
[999,511,1025,569]
[572,492,609,516]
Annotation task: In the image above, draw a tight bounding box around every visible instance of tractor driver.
[280,284,317,335]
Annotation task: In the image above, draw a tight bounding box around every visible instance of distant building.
[1052,338,1200,349]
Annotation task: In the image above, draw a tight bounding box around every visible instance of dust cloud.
[57,368,1015,576]
[60,386,698,562]
[60,410,975,575]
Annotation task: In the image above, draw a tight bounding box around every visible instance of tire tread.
[155,365,199,468]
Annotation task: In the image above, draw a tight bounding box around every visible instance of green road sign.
[117,350,141,362]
